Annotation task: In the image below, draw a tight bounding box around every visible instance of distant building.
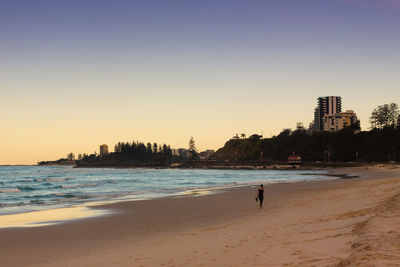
[99,144,109,157]
[314,96,342,132]
[231,134,240,139]
[178,148,189,158]
[171,149,180,156]
[314,107,321,132]
[199,150,215,160]
[288,155,302,164]
[323,110,359,132]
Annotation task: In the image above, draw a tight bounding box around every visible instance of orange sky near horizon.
[1,0,400,165]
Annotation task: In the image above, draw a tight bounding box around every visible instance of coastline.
[1,166,400,266]
[0,168,330,227]
[72,161,367,170]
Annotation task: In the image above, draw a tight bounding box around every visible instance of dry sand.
[1,166,400,266]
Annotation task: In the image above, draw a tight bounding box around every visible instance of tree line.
[76,137,200,167]
[113,141,172,156]
[39,103,400,166]
[38,137,200,166]
[78,141,174,166]
[214,103,400,163]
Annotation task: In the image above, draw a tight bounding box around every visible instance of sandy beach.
[1,166,400,266]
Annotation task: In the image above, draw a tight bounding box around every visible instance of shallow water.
[0,166,328,215]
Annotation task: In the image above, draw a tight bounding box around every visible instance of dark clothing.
[258,188,264,199]
[258,188,264,207]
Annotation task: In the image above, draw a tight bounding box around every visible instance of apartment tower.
[99,144,109,157]
[314,96,342,132]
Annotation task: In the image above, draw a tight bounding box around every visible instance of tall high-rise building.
[314,96,342,132]
[99,144,109,157]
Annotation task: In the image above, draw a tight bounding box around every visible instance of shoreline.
[0,168,344,224]
[34,160,381,170]
[1,166,400,265]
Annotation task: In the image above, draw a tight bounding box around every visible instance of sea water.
[0,166,328,215]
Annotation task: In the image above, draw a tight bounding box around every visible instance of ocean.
[0,166,328,215]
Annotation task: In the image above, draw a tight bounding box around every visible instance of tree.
[295,122,305,132]
[188,137,198,160]
[146,143,152,154]
[162,144,171,155]
[67,152,75,161]
[370,103,399,129]
[278,129,292,137]
[114,142,122,153]
[249,134,262,141]
[166,145,172,155]
[153,143,158,153]
[240,133,246,139]
[397,115,400,129]
[137,143,146,157]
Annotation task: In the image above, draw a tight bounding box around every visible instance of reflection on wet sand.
[0,206,108,228]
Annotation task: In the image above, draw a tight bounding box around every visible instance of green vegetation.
[39,103,400,167]
[77,141,175,167]
[188,137,198,160]
[37,153,76,166]
[369,103,399,129]
[214,103,400,163]
[215,126,400,163]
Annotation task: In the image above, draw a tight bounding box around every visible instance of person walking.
[256,184,264,208]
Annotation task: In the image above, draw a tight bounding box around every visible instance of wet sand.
[1,166,400,266]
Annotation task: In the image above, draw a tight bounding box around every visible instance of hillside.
[214,127,400,163]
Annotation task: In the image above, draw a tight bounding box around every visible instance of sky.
[1,0,400,164]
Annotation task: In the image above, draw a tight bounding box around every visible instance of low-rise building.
[288,155,302,164]
[323,110,359,132]
[199,150,215,160]
[178,148,189,158]
[171,149,180,156]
